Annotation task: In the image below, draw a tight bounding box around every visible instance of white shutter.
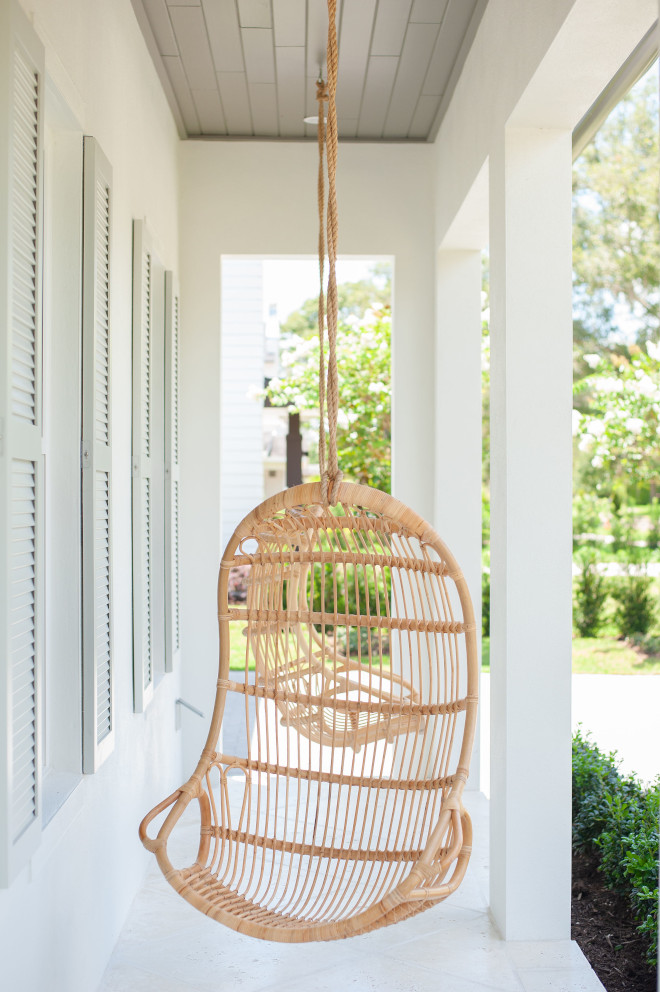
[10,459,39,839]
[81,137,114,772]
[164,272,181,672]
[0,6,45,885]
[132,221,155,711]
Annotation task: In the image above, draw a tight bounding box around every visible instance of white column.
[391,248,436,524]
[489,127,573,940]
[435,249,483,790]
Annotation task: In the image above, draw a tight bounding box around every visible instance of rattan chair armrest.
[139,789,185,853]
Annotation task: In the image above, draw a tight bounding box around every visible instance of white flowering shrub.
[573,343,660,486]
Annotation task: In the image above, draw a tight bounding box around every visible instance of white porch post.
[435,249,483,790]
[489,128,573,939]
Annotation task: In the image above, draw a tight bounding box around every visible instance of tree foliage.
[280,268,391,339]
[572,64,660,509]
[573,69,660,349]
[267,306,392,491]
[574,343,660,488]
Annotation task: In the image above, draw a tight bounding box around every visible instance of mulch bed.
[572,848,657,992]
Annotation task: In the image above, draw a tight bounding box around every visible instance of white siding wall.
[0,2,181,990]
[220,258,265,551]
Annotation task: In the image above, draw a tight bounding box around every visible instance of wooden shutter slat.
[142,477,152,689]
[94,469,111,745]
[81,137,114,771]
[10,456,38,842]
[142,250,151,459]
[174,479,180,652]
[164,272,181,672]
[132,220,159,711]
[94,178,110,447]
[10,45,39,419]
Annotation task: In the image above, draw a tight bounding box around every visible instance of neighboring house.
[0,1,657,990]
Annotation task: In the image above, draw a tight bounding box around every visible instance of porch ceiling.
[131,0,487,141]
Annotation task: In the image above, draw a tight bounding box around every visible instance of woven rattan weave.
[140,481,478,941]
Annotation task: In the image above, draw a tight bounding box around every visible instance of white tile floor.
[98,792,604,992]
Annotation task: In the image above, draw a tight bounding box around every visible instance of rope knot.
[321,470,343,506]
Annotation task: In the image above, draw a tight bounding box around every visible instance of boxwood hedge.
[572,727,659,968]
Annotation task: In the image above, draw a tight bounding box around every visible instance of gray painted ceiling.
[131,0,487,141]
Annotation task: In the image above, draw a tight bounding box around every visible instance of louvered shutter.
[132,221,155,711]
[81,137,114,772]
[164,272,181,672]
[0,7,45,885]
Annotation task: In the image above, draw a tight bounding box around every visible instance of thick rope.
[316,77,327,494]
[317,0,343,506]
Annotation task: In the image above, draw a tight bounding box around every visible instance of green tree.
[267,306,391,491]
[572,64,659,522]
[280,267,391,339]
[573,67,660,350]
[573,343,660,488]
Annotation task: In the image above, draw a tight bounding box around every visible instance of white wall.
[179,140,436,770]
[0,3,182,990]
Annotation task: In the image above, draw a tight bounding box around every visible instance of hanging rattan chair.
[140,481,478,941]
[140,0,478,941]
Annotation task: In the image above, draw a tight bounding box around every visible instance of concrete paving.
[100,791,604,992]
[480,672,660,795]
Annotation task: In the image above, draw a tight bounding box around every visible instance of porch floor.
[98,792,604,992]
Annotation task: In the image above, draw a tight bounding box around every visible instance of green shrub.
[482,570,490,638]
[648,499,660,550]
[598,783,659,917]
[572,728,659,968]
[482,492,490,548]
[573,492,607,550]
[610,504,634,554]
[310,557,391,657]
[611,573,656,637]
[573,549,608,637]
[629,631,660,657]
[572,728,622,847]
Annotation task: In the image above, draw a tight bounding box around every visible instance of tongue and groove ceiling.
[131,0,487,141]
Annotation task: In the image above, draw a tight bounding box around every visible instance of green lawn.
[226,620,255,670]
[225,620,389,672]
[227,624,660,676]
[481,634,660,674]
[572,636,660,675]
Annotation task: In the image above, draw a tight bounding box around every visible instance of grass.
[229,624,660,676]
[481,634,660,674]
[227,621,255,670]
[226,620,392,671]
[572,636,660,675]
